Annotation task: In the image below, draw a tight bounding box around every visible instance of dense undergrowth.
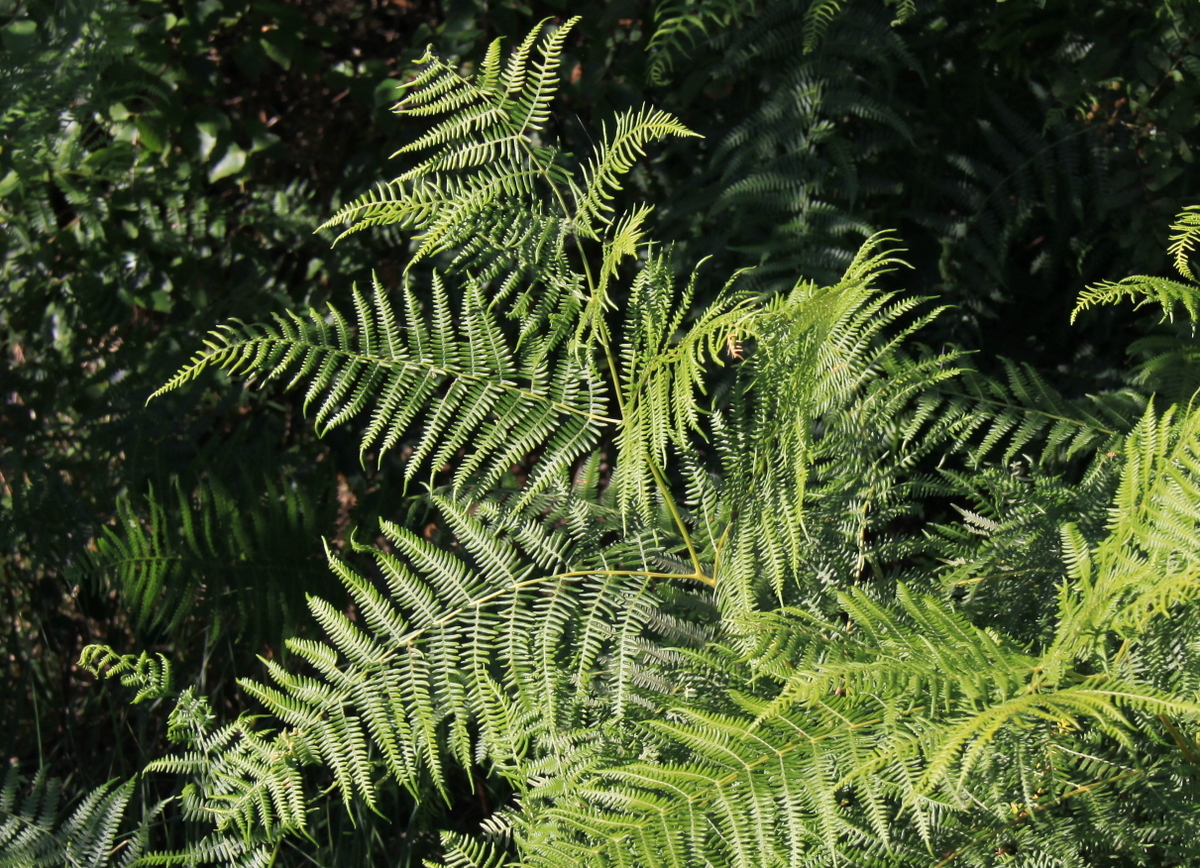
[4,1,1200,866]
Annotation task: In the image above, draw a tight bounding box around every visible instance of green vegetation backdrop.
[4,1,1200,866]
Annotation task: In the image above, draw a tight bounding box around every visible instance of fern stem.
[711,521,733,583]
[1159,713,1200,764]
[648,460,709,582]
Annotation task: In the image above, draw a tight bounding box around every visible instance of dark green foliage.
[85,473,337,642]
[0,0,439,784]
[0,764,160,868]
[649,0,1200,370]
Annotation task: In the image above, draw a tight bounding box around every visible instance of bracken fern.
[55,15,1200,868]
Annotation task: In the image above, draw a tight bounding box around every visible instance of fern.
[0,765,158,868]
[69,17,1200,868]
[318,19,576,252]
[572,106,699,231]
[1074,207,1200,323]
[1168,203,1200,282]
[652,0,920,295]
[79,645,174,704]
[921,359,1144,468]
[83,472,334,641]
[646,0,757,85]
[152,275,610,499]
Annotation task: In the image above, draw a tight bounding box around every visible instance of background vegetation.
[3,0,1200,865]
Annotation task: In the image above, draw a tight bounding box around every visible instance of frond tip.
[1072,275,1200,324]
[79,644,174,703]
[1073,206,1200,323]
[1168,204,1200,281]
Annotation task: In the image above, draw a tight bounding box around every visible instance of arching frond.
[572,107,699,231]
[1072,275,1200,324]
[151,275,609,494]
[922,360,1142,467]
[803,0,848,52]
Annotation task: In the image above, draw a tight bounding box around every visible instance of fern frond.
[803,0,846,53]
[152,275,609,493]
[78,644,174,704]
[711,234,957,604]
[646,0,757,85]
[1168,204,1200,281]
[320,19,578,253]
[924,360,1141,467]
[84,473,331,642]
[430,830,512,868]
[146,714,309,839]
[614,255,753,520]
[1045,402,1200,667]
[572,107,699,232]
[1072,275,1200,323]
[229,495,680,812]
[0,766,155,868]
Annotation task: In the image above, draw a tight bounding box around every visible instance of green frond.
[152,275,609,494]
[78,644,174,704]
[321,19,579,254]
[134,834,274,868]
[711,233,957,605]
[572,107,699,232]
[83,473,331,642]
[615,256,753,519]
[803,0,847,53]
[429,831,511,868]
[1168,204,1200,281]
[0,766,156,868]
[924,359,1141,467]
[1072,275,1200,324]
[146,715,308,840]
[1045,402,1200,657]
[646,0,757,85]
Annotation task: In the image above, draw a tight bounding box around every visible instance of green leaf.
[1,18,38,53]
[208,143,247,182]
[260,29,298,70]
[0,169,20,197]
